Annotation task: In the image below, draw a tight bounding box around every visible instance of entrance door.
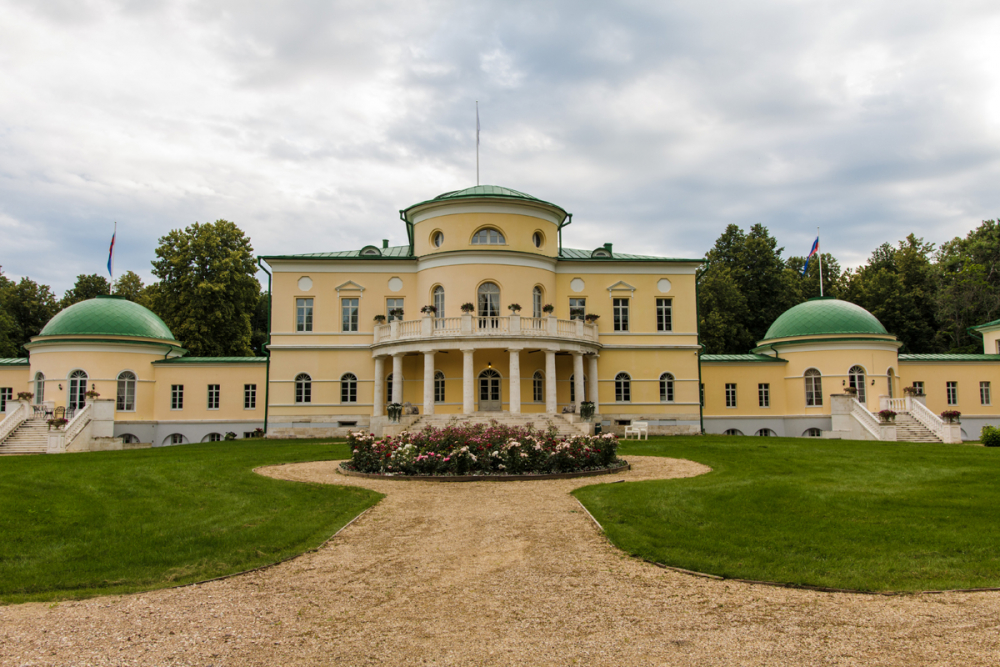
[68,370,88,413]
[478,282,500,330]
[478,369,502,411]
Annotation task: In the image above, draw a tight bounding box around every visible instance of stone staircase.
[0,418,49,455]
[894,413,942,443]
[402,412,589,438]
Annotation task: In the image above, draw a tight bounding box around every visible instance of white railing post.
[461,313,473,334]
[390,320,400,340]
[421,314,433,337]
[510,313,521,333]
[547,315,558,336]
[0,401,31,444]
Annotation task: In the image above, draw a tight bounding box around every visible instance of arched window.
[569,374,588,403]
[803,428,822,437]
[205,433,223,442]
[478,282,500,329]
[121,433,139,444]
[167,434,184,446]
[34,372,45,404]
[116,371,136,412]
[341,373,357,403]
[434,371,445,403]
[756,428,775,437]
[433,285,445,322]
[724,429,744,436]
[472,228,505,245]
[849,365,866,404]
[68,370,88,411]
[659,373,675,402]
[532,286,543,318]
[804,368,823,407]
[386,373,394,402]
[615,373,631,402]
[887,368,895,399]
[295,373,312,404]
[533,371,544,402]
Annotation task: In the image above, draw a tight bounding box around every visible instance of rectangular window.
[386,298,404,321]
[980,381,991,406]
[656,298,673,332]
[207,384,220,410]
[533,374,543,402]
[342,298,359,332]
[758,383,770,408]
[947,381,958,406]
[244,384,256,409]
[569,298,586,320]
[725,383,737,408]
[171,384,184,410]
[613,298,629,331]
[0,387,11,412]
[913,381,924,395]
[296,298,313,332]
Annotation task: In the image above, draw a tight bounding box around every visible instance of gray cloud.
[2,0,1000,293]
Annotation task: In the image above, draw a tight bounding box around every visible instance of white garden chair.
[623,421,648,440]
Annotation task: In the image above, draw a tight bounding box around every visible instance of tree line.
[0,220,269,358]
[698,219,1000,355]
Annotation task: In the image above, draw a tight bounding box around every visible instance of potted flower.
[580,401,595,421]
[844,386,858,396]
[85,389,101,399]
[47,417,69,430]
[420,304,437,315]
[940,410,961,423]
[389,308,405,320]
[16,391,33,401]
[542,304,554,314]
[460,302,475,313]
[508,303,521,313]
[373,314,386,323]
[903,385,922,396]
[584,313,600,323]
[877,409,897,423]
[387,402,403,423]
[224,432,238,441]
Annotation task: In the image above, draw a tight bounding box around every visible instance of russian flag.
[107,227,116,279]
[801,237,819,275]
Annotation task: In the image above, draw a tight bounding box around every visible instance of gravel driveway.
[2,455,999,666]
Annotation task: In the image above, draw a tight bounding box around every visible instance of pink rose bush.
[346,422,621,476]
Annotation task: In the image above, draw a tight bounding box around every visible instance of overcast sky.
[2,0,1000,294]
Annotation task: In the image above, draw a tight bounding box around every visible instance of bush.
[347,422,621,476]
[980,425,1000,447]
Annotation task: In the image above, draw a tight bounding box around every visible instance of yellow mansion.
[1,185,999,451]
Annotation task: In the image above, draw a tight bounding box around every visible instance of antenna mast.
[476,101,480,186]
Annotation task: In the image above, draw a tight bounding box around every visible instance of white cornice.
[269,261,417,274]
[417,251,557,272]
[554,263,699,275]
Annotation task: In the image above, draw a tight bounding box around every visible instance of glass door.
[478,369,502,411]
[477,282,500,330]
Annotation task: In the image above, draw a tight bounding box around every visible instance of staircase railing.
[63,403,93,447]
[0,401,31,444]
[851,398,883,440]
[908,398,948,443]
[879,396,909,412]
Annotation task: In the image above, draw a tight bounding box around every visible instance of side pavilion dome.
[760,297,888,342]
[38,295,176,341]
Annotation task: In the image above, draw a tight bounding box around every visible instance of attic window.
[472,228,505,245]
[592,248,612,258]
[360,246,381,256]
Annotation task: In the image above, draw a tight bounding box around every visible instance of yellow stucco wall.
[413,211,561,258]
[150,363,266,422]
[898,362,1000,416]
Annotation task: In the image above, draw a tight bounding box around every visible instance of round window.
[532,232,542,248]
[433,231,444,247]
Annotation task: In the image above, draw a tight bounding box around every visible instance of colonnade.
[371,348,600,417]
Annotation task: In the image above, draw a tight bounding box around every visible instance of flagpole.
[476,101,480,186]
[817,226,823,297]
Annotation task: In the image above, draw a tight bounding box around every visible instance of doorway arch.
[478,369,501,411]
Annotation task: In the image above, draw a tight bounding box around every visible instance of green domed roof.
[762,298,888,341]
[39,295,176,341]
[402,184,569,220]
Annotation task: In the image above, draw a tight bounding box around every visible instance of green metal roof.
[559,248,702,262]
[701,354,786,363]
[970,318,1000,332]
[761,298,888,341]
[403,185,568,217]
[900,354,1000,362]
[153,357,267,364]
[261,245,413,260]
[0,358,29,365]
[38,295,176,341]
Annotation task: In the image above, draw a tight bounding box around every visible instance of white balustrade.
[63,402,93,446]
[0,401,30,444]
[434,317,462,334]
[373,323,390,343]
[557,319,577,336]
[370,315,600,345]
[878,396,909,412]
[851,398,883,439]
[908,398,949,442]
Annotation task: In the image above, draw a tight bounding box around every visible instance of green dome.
[402,184,569,220]
[762,298,888,341]
[39,295,176,341]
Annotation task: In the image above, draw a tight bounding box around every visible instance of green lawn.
[575,436,1000,592]
[0,439,380,604]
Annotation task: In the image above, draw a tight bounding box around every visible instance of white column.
[545,350,557,414]
[392,353,403,404]
[509,348,521,414]
[423,350,435,416]
[372,356,385,416]
[588,354,600,415]
[573,352,585,411]
[462,348,475,414]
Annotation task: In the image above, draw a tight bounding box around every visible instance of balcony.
[373,314,599,345]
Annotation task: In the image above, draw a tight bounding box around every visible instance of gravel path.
[3,455,1000,666]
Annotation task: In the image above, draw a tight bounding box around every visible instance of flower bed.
[344,422,623,477]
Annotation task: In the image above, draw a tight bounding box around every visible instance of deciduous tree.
[60,274,110,309]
